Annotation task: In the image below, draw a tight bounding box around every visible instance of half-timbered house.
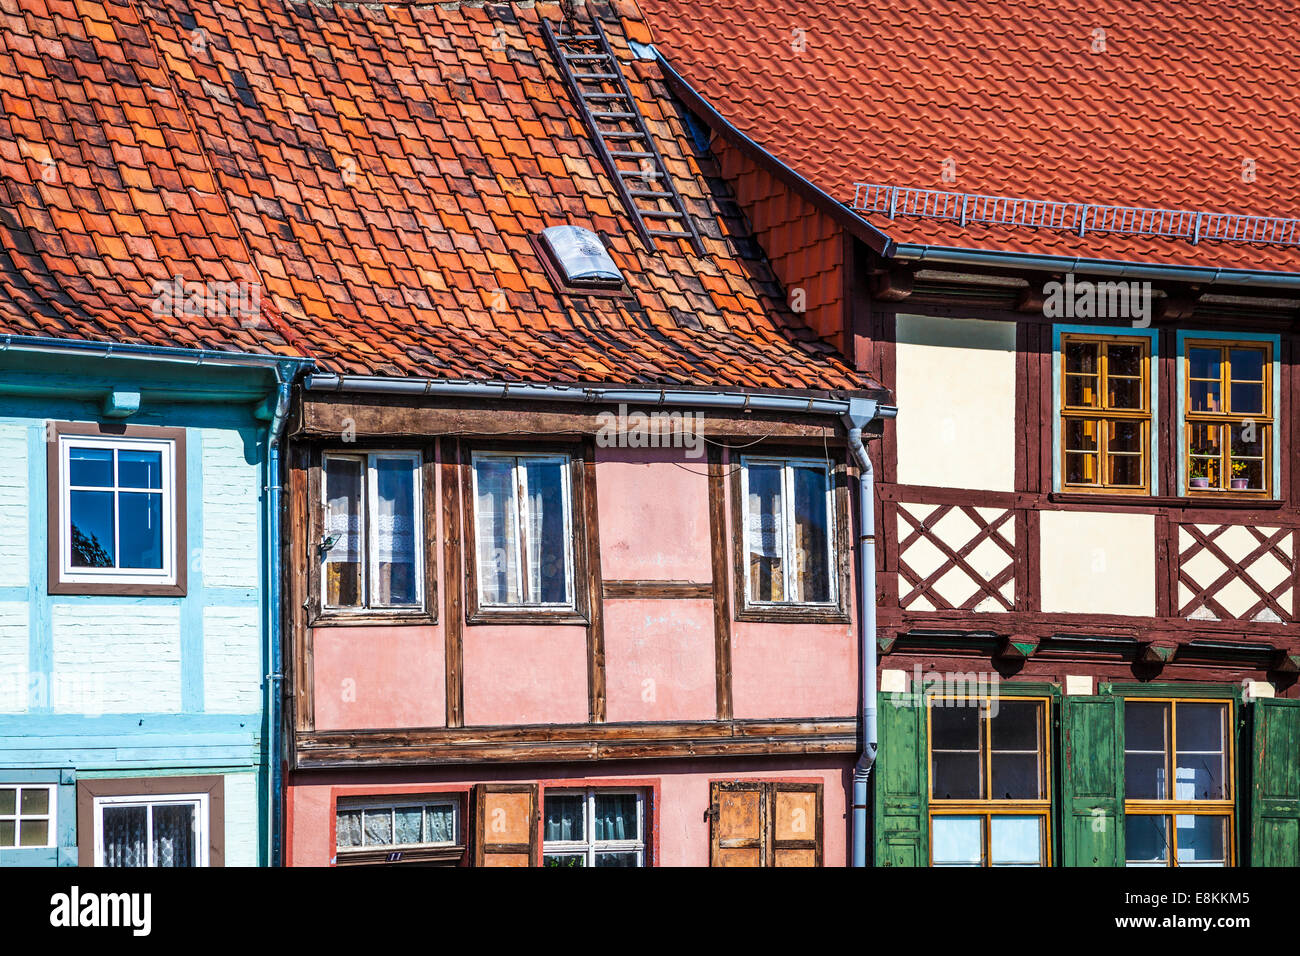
[641,0,1300,866]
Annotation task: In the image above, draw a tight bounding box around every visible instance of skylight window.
[539,226,624,287]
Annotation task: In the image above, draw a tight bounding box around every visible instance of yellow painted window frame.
[925,695,1052,867]
[1183,339,1273,497]
[1059,333,1152,494]
[1122,697,1236,867]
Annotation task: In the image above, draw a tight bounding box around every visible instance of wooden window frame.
[334,793,464,866]
[1181,338,1274,498]
[461,441,591,626]
[0,783,56,850]
[1122,696,1236,867]
[305,444,438,627]
[730,448,851,624]
[1058,333,1152,495]
[47,422,187,596]
[76,775,224,867]
[541,788,647,867]
[926,695,1052,867]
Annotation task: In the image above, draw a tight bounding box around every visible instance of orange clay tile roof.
[0,0,878,393]
[637,0,1300,274]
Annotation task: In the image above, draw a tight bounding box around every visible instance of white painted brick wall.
[52,604,181,713]
[223,772,259,867]
[203,605,261,713]
[201,428,261,589]
[0,602,28,713]
[0,423,29,588]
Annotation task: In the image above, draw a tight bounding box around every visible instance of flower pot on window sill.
[1230,478,1249,490]
[1190,477,1210,489]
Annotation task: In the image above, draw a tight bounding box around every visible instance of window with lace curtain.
[542,789,646,867]
[470,451,579,616]
[320,451,424,613]
[93,793,209,867]
[735,454,846,622]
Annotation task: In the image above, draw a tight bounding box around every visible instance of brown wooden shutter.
[710,782,766,866]
[710,781,824,866]
[771,782,822,867]
[473,783,538,867]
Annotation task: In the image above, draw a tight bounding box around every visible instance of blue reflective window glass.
[119,450,163,489]
[69,447,113,487]
[70,490,115,567]
[118,492,163,569]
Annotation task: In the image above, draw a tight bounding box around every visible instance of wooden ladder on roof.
[542,16,704,255]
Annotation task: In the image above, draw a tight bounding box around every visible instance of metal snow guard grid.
[851,183,1300,247]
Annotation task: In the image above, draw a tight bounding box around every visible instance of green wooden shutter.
[1251,697,1300,867]
[1061,695,1124,867]
[873,692,928,867]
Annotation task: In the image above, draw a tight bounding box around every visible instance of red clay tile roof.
[0,0,878,393]
[638,0,1300,274]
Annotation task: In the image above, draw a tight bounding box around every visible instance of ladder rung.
[581,92,627,101]
[565,53,610,62]
[561,33,599,42]
[619,169,663,178]
[639,209,684,219]
[611,151,655,160]
[592,111,637,120]
[647,229,691,238]
[629,189,673,199]
[601,131,647,140]
[572,72,619,81]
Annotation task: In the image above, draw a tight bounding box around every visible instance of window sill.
[310,610,437,628]
[49,581,185,597]
[735,604,851,625]
[1048,492,1284,510]
[468,608,590,626]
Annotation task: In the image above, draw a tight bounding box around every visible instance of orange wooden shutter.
[473,783,538,867]
[710,782,766,866]
[771,782,823,867]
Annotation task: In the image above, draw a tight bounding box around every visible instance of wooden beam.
[708,446,734,721]
[602,580,712,599]
[582,439,607,724]
[439,439,464,728]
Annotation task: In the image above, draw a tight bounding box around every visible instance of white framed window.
[93,793,209,867]
[321,451,424,610]
[58,432,178,587]
[542,789,646,867]
[335,796,460,852]
[740,456,836,605]
[471,452,575,609]
[0,784,56,849]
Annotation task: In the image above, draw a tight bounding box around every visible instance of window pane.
[118,492,163,569]
[1176,703,1227,801]
[69,446,113,486]
[70,490,115,567]
[324,458,364,607]
[1065,451,1098,485]
[543,854,585,867]
[1189,380,1220,413]
[0,821,12,846]
[425,804,456,844]
[1108,454,1142,487]
[594,852,638,867]
[374,457,419,606]
[989,816,1043,866]
[336,809,362,848]
[1108,376,1142,410]
[101,805,148,867]
[20,787,48,815]
[474,458,520,605]
[791,464,831,603]
[1189,347,1220,382]
[363,808,393,846]
[1065,374,1099,408]
[1064,419,1099,452]
[394,806,423,844]
[543,794,585,842]
[593,793,638,841]
[118,450,163,489]
[1175,815,1227,866]
[0,788,14,814]
[990,701,1043,800]
[931,704,983,800]
[1065,341,1098,375]
[1107,343,1143,379]
[521,458,570,604]
[1125,815,1169,866]
[932,816,982,866]
[1108,420,1143,454]
[19,819,49,847]
[152,804,196,867]
[746,463,784,602]
[1228,348,1264,382]
[1230,382,1264,415]
[1125,701,1170,799]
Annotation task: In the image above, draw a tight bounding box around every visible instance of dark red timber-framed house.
[638,0,1300,866]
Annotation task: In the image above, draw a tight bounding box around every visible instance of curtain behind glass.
[746,463,784,601]
[791,464,830,602]
[101,805,148,867]
[475,459,519,604]
[324,457,364,607]
[593,793,637,841]
[152,804,195,867]
[522,458,568,604]
[374,457,418,606]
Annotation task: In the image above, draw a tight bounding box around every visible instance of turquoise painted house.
[0,337,311,866]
